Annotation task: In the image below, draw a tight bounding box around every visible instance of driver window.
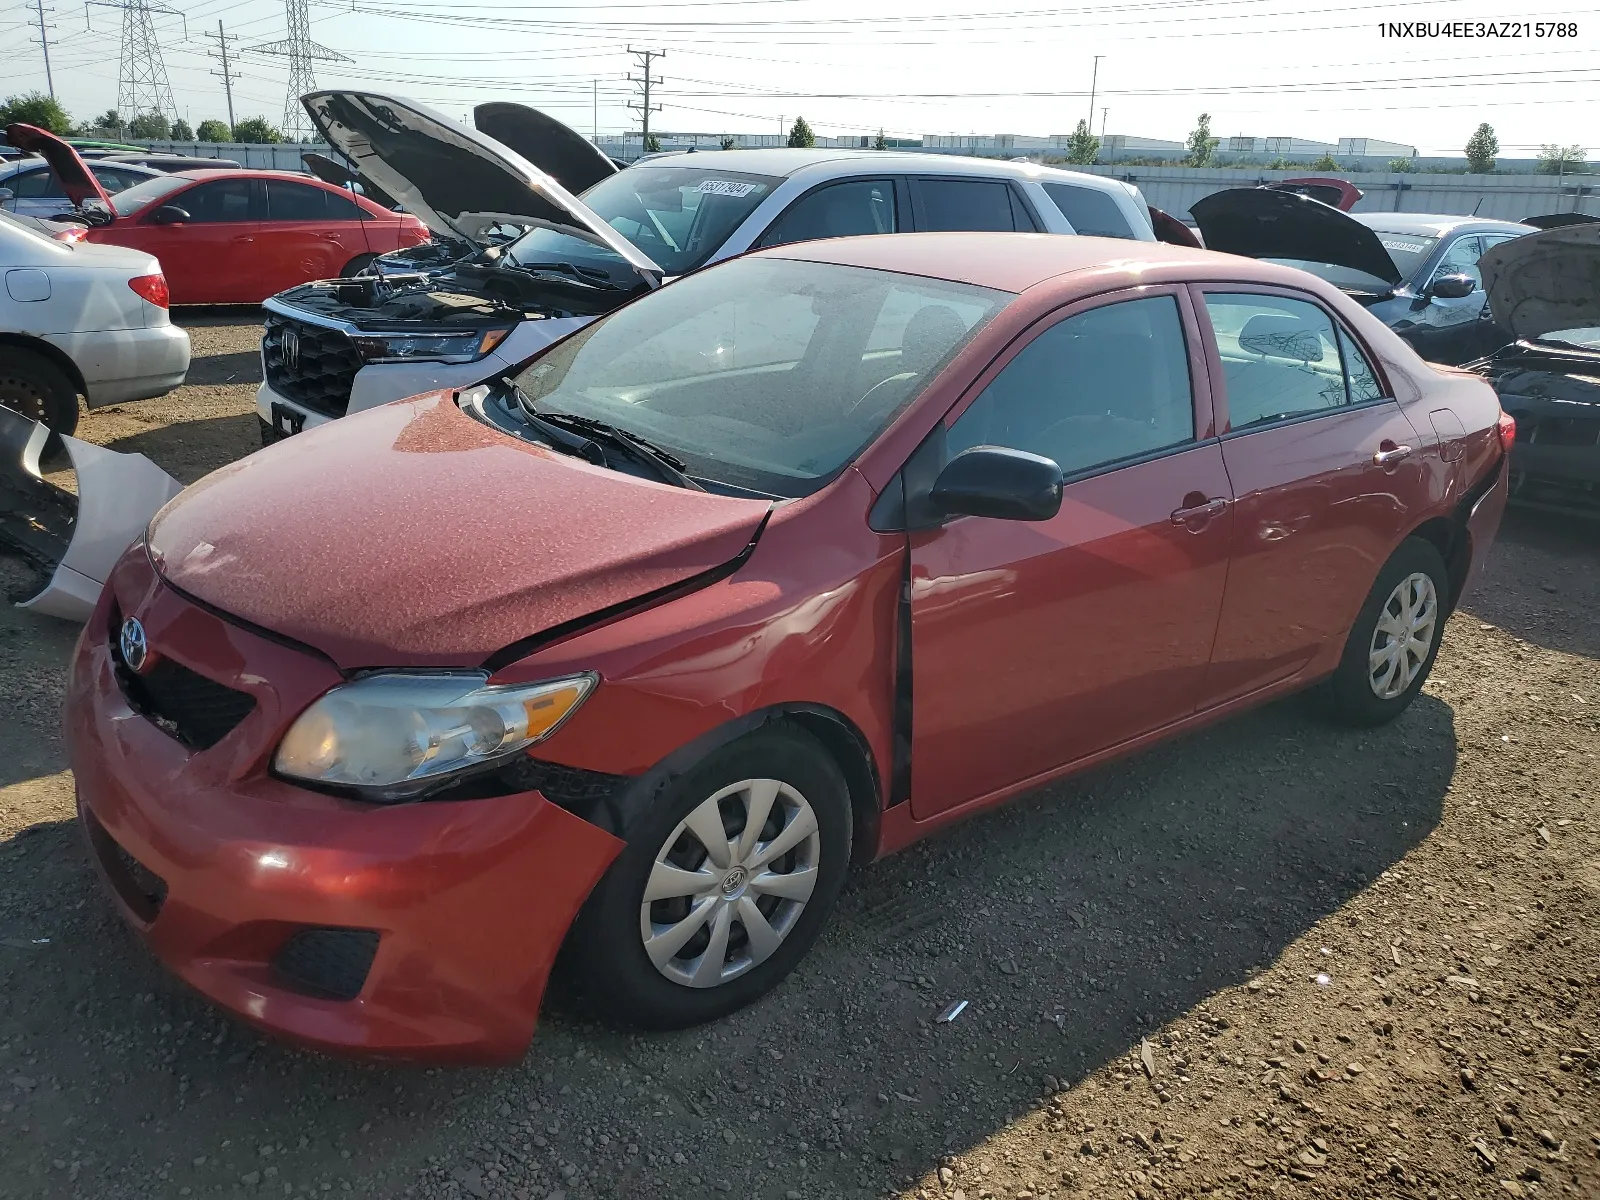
[1431,236,1485,288]
[946,295,1195,477]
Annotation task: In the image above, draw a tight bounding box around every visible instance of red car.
[66,232,1511,1063]
[6,123,429,304]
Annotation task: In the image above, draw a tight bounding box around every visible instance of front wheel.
[341,254,377,278]
[566,725,853,1029]
[1318,537,1449,726]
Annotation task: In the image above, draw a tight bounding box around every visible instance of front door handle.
[1373,444,1413,469]
[1170,497,1229,526]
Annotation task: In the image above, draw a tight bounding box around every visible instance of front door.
[1195,287,1432,705]
[907,289,1234,820]
[1419,234,1490,329]
[132,177,263,304]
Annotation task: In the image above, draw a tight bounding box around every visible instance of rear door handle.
[1170,497,1230,526]
[1373,444,1413,468]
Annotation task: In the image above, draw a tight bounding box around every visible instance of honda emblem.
[280,327,301,372]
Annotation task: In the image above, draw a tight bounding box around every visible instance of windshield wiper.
[507,383,607,466]
[534,410,706,492]
[505,259,622,288]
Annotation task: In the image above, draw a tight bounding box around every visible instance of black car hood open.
[300,90,662,289]
[1190,188,1402,286]
[1481,221,1600,340]
[472,102,619,196]
[1522,212,1600,231]
[300,150,400,210]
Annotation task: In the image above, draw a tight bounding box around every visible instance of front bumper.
[46,325,191,408]
[65,548,624,1062]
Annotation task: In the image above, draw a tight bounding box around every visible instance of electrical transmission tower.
[627,46,665,151]
[87,0,185,127]
[249,0,350,141]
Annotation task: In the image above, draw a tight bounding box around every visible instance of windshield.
[582,165,781,275]
[1262,258,1400,296]
[109,173,192,217]
[1366,231,1440,279]
[1537,327,1600,351]
[507,256,1010,497]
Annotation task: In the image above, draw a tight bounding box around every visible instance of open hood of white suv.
[300,90,663,289]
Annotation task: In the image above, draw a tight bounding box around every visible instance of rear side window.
[758,179,897,247]
[1204,293,1355,429]
[181,179,256,223]
[911,178,1031,232]
[1041,182,1136,239]
[90,166,147,193]
[10,169,65,199]
[266,181,330,221]
[1338,328,1384,402]
[324,191,367,220]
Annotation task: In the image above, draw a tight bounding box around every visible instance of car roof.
[758,230,1301,294]
[1351,212,1529,237]
[629,148,1133,195]
[165,168,341,184]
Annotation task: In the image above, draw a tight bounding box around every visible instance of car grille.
[110,610,256,750]
[262,314,361,419]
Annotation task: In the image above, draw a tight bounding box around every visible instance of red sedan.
[65,232,1511,1062]
[81,168,427,303]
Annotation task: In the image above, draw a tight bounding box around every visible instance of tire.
[341,254,377,278]
[1318,537,1449,727]
[566,724,853,1030]
[0,348,80,437]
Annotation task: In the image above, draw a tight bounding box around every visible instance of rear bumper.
[1458,454,1510,605]
[46,325,191,408]
[65,555,624,1062]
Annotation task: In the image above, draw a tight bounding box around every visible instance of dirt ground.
[0,313,1596,1200]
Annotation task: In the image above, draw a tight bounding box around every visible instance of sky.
[0,0,1594,157]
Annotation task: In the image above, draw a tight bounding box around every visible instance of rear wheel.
[341,254,377,278]
[1318,537,1449,726]
[566,725,853,1029]
[0,348,79,437]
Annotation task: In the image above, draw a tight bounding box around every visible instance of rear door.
[130,176,263,304]
[754,177,900,248]
[907,287,1234,819]
[908,176,1039,233]
[258,179,368,294]
[1195,287,1431,705]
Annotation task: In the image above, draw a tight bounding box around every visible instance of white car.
[0,156,166,220]
[256,91,1159,441]
[0,208,191,434]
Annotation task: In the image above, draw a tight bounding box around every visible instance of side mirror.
[149,205,190,226]
[929,446,1064,522]
[1428,272,1476,299]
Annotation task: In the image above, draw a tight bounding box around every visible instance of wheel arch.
[0,333,87,397]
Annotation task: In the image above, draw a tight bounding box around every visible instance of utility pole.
[592,79,598,142]
[29,0,56,99]
[205,20,239,132]
[627,46,664,151]
[1086,55,1103,129]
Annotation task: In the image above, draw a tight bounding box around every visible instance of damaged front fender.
[0,406,181,622]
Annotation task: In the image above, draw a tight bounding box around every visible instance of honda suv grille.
[263,314,361,419]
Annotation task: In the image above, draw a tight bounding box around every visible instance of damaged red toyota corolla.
[66,232,1512,1063]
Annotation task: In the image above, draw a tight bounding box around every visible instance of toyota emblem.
[118,616,150,674]
[280,327,300,372]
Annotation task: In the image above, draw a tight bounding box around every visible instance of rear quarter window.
[1041,183,1136,239]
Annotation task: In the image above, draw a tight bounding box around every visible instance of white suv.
[256,92,1156,441]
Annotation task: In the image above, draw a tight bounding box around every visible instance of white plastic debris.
[935,999,969,1023]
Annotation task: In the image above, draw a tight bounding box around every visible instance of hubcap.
[1368,571,1438,700]
[640,778,821,989]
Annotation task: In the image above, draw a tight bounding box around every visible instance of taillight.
[52,226,87,243]
[128,273,169,309]
[1495,409,1516,453]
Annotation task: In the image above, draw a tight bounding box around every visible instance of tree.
[0,92,74,134]
[170,118,193,141]
[127,111,170,139]
[1465,123,1498,173]
[196,119,231,142]
[1185,113,1217,167]
[1536,144,1587,175]
[1063,118,1099,165]
[719,135,735,150]
[644,133,661,152]
[232,116,282,144]
[1309,152,1339,171]
[1388,157,1416,173]
[82,109,122,137]
[1265,156,1290,171]
[787,116,815,148]
[873,128,888,151]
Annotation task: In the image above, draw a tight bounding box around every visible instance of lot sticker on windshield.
[697,179,761,198]
[1380,238,1428,254]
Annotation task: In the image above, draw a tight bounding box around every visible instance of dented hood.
[472,102,618,196]
[1481,220,1600,340]
[1191,187,1402,286]
[300,90,662,288]
[3,122,111,210]
[146,395,770,670]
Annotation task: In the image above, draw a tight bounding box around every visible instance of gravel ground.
[0,313,1596,1200]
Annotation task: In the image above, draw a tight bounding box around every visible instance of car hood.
[1265,177,1363,212]
[472,102,619,196]
[300,150,400,210]
[1481,221,1600,340]
[2,122,111,210]
[146,394,771,670]
[1521,212,1600,231]
[1190,188,1402,286]
[300,90,663,290]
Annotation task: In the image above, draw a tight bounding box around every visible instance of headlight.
[274,671,596,798]
[350,328,511,364]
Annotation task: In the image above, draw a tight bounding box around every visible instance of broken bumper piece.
[0,406,181,622]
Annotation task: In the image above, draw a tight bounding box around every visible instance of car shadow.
[101,412,263,484]
[173,304,266,326]
[0,692,1455,1199]
[182,348,262,388]
[1462,506,1599,659]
